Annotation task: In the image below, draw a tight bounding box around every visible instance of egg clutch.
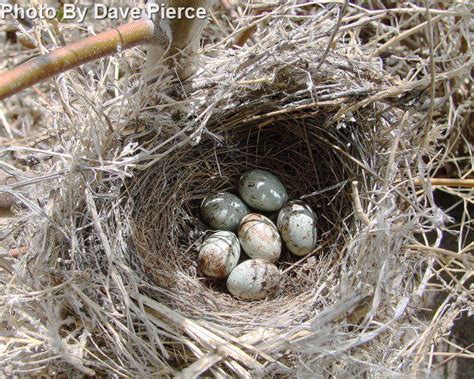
[198,169,318,301]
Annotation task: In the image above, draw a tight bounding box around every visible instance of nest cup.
[130,107,376,344]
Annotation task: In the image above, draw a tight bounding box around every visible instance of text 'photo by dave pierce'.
[0,3,208,23]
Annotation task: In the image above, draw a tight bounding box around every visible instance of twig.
[133,293,264,371]
[0,20,155,100]
[433,343,474,369]
[384,112,408,191]
[425,352,474,358]
[422,0,436,149]
[371,13,444,57]
[146,0,213,80]
[351,180,370,225]
[413,177,474,188]
[333,56,474,121]
[403,244,474,265]
[233,5,267,48]
[315,0,348,70]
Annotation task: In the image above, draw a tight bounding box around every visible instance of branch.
[0,1,214,100]
[146,0,213,79]
[413,177,474,188]
[0,20,155,101]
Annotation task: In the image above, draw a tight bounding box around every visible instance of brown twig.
[0,20,155,101]
[233,5,268,48]
[413,177,474,188]
[234,22,258,48]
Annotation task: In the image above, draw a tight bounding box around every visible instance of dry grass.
[0,0,472,377]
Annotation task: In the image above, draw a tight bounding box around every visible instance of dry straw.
[0,1,472,377]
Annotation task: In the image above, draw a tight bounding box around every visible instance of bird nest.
[2,2,472,378]
[124,27,407,372]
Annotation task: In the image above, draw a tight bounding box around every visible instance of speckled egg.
[226,259,281,300]
[239,169,288,212]
[238,213,281,262]
[198,231,240,278]
[201,192,250,231]
[277,201,318,256]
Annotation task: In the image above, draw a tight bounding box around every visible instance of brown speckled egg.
[226,259,280,300]
[238,213,281,263]
[198,231,240,278]
[277,201,317,256]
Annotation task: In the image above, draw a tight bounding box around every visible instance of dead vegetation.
[0,1,472,377]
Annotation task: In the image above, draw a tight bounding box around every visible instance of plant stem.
[413,177,474,188]
[0,20,155,101]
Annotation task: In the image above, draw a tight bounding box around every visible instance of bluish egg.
[201,192,250,231]
[277,201,317,256]
[239,169,288,212]
[227,259,280,300]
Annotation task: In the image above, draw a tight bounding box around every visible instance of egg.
[227,259,280,300]
[239,169,288,211]
[201,192,250,231]
[238,213,281,262]
[198,231,240,278]
[277,201,318,256]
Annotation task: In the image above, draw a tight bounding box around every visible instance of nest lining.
[129,110,381,331]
